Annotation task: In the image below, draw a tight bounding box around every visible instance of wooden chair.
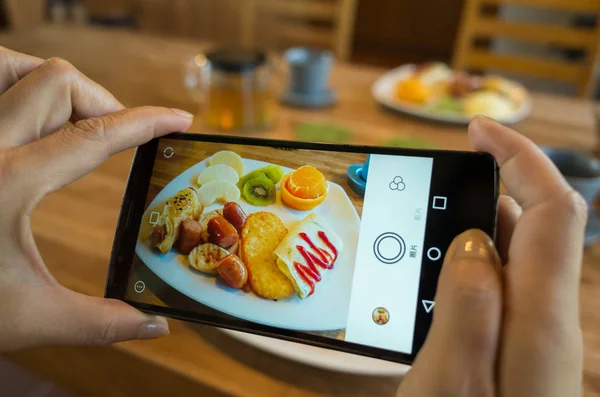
[240,0,359,61]
[135,0,250,46]
[4,0,47,31]
[453,0,600,97]
[82,0,136,18]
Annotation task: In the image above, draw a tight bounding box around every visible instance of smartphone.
[106,133,498,365]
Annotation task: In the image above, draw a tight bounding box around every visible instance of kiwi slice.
[242,174,276,206]
[237,165,284,189]
[261,165,284,184]
[237,170,262,189]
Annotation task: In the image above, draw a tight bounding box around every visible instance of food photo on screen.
[125,138,435,355]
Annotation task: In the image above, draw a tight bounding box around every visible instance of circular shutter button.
[373,232,406,264]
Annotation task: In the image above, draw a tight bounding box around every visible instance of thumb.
[398,229,502,397]
[43,288,169,346]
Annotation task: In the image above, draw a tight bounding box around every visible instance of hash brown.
[241,212,293,300]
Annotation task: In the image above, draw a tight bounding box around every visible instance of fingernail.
[451,229,500,266]
[171,108,194,119]
[137,317,169,340]
[473,114,496,122]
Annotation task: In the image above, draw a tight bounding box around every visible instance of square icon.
[149,211,160,225]
[432,196,447,210]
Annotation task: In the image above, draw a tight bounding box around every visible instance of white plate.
[371,64,532,125]
[223,329,410,376]
[136,158,360,331]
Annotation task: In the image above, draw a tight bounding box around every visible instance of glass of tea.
[184,49,275,132]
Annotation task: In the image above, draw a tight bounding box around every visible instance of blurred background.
[3,0,600,96]
[1,1,600,397]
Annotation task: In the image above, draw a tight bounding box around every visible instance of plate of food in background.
[372,63,532,125]
[136,151,360,332]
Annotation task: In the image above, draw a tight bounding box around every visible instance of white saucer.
[281,89,337,108]
[222,329,410,376]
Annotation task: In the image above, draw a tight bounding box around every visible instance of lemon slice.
[210,151,244,177]
[197,180,241,206]
[197,164,239,186]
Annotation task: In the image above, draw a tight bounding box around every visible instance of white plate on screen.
[371,64,532,125]
[223,329,410,376]
[136,157,360,331]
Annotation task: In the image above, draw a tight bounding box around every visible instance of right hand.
[398,117,587,397]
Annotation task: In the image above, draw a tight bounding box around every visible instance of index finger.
[16,106,193,196]
[468,116,586,312]
[468,116,572,210]
[0,57,124,147]
[0,47,44,94]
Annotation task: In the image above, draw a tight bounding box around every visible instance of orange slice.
[395,77,430,104]
[286,166,328,199]
[281,174,327,211]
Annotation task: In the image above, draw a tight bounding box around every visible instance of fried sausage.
[149,224,166,246]
[223,202,247,234]
[216,254,248,289]
[198,209,223,243]
[450,71,482,98]
[177,218,203,255]
[207,216,238,248]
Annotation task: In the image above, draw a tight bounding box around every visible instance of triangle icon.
[422,300,435,313]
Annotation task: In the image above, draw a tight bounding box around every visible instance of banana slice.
[197,164,239,186]
[188,243,230,275]
[196,180,240,206]
[210,151,244,177]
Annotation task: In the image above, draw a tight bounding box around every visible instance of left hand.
[0,47,194,351]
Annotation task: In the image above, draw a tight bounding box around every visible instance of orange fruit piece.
[395,77,430,104]
[280,174,326,211]
[286,166,328,199]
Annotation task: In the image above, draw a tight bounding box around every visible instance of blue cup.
[542,148,600,205]
[284,47,333,95]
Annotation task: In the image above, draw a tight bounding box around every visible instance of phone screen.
[107,134,498,364]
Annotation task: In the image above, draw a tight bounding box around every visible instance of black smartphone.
[106,133,498,365]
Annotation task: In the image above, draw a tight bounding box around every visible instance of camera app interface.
[127,138,448,355]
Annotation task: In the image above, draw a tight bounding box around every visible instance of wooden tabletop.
[1,26,600,397]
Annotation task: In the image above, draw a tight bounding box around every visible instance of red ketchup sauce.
[293,232,339,296]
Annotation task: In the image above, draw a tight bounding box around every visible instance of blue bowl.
[347,164,366,196]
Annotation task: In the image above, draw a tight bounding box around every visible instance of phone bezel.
[105,132,499,365]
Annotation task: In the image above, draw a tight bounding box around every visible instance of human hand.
[0,47,193,351]
[398,117,587,397]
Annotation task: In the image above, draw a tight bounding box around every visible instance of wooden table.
[1,26,599,397]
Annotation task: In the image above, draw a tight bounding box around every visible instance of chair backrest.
[241,0,358,61]
[83,0,136,16]
[4,0,46,31]
[453,0,600,97]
